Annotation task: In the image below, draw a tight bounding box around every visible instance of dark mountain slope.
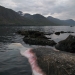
[24,14,57,25]
[63,19,75,25]
[0,6,36,25]
[47,16,75,26]
[1,5,75,26]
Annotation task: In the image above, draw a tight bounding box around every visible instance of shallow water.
[0,26,75,75]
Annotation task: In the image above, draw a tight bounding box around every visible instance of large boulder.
[32,47,75,75]
[55,35,75,53]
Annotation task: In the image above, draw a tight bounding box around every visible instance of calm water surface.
[0,26,75,75]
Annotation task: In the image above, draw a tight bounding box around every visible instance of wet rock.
[55,35,75,53]
[55,32,60,35]
[17,30,56,46]
[67,31,74,33]
[60,31,66,33]
[44,32,53,35]
[17,30,44,36]
[55,31,74,35]
[23,37,56,46]
[70,26,73,27]
[32,47,75,75]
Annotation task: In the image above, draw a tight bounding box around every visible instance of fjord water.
[0,26,75,75]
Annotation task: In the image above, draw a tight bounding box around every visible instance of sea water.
[0,26,75,75]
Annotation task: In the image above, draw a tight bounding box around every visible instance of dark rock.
[44,32,53,35]
[17,30,44,37]
[55,32,60,35]
[61,31,74,33]
[55,35,75,53]
[67,31,74,33]
[23,37,56,46]
[17,30,56,46]
[32,47,75,75]
[60,31,66,33]
[70,26,73,27]
[55,31,74,35]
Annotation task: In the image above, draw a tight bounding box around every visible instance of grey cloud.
[0,0,75,20]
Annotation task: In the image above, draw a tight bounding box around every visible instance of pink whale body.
[22,48,46,75]
[8,43,75,75]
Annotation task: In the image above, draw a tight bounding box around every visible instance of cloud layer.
[0,0,75,20]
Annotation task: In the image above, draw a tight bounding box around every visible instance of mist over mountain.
[0,5,75,26]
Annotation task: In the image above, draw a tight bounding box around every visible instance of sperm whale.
[7,43,46,75]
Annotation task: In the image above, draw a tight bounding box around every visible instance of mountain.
[47,16,75,26]
[63,19,75,25]
[47,16,63,25]
[17,11,24,16]
[24,14,57,25]
[24,13,32,18]
[0,5,75,26]
[0,5,57,25]
[0,6,36,25]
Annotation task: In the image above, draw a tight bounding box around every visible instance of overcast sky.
[0,0,75,20]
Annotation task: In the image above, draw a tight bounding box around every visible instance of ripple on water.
[0,43,32,75]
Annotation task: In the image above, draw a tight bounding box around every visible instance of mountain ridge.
[0,5,75,26]
[24,14,57,25]
[47,16,75,26]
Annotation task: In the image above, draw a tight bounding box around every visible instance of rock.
[23,37,56,46]
[17,30,56,46]
[60,31,66,33]
[67,31,74,33]
[44,32,53,35]
[70,26,73,27]
[55,31,74,35]
[32,47,75,75]
[55,32,60,35]
[17,30,47,38]
[55,35,75,53]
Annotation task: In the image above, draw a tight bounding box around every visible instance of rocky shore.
[17,30,56,46]
[17,30,75,53]
[55,31,74,35]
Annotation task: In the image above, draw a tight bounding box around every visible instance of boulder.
[55,35,75,53]
[17,30,44,35]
